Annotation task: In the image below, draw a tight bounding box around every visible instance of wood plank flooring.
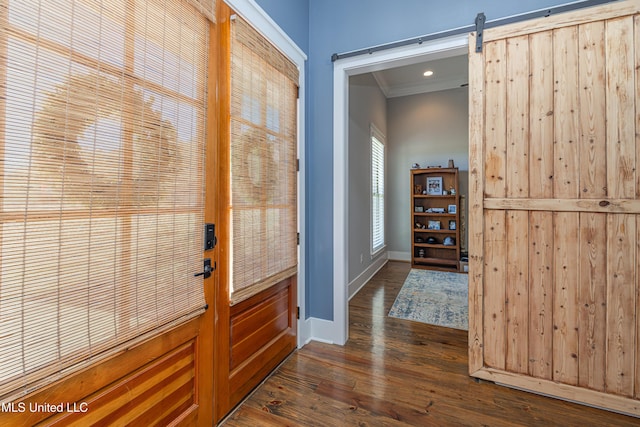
[220,261,638,426]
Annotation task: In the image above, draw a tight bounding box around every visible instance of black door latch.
[194,258,214,279]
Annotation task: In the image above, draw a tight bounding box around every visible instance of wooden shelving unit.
[410,167,461,271]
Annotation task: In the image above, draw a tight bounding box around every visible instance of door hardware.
[194,258,214,279]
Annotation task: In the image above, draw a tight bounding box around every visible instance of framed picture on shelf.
[414,206,424,213]
[449,220,456,230]
[427,220,440,230]
[448,204,457,214]
[414,184,423,194]
[426,177,443,195]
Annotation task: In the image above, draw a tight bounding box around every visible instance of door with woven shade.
[0,0,216,425]
[214,5,299,422]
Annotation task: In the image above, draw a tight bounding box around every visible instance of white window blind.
[0,0,210,401]
[371,126,385,254]
[229,16,298,305]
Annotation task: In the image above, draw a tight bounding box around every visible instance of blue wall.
[252,0,309,53]
[256,0,600,320]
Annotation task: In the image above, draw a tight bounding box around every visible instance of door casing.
[332,35,469,345]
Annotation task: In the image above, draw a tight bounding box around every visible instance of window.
[229,16,299,305]
[0,0,210,401]
[371,125,385,255]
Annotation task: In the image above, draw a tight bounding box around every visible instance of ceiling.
[371,54,468,98]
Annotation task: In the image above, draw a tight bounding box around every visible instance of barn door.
[213,4,299,423]
[469,0,640,416]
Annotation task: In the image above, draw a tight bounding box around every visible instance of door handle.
[194,258,214,279]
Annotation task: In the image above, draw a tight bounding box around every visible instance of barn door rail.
[331,0,618,61]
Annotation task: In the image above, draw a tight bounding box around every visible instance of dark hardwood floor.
[221,261,638,426]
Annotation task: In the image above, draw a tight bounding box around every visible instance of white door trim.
[329,33,469,345]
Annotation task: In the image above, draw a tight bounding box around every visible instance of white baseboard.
[388,251,410,262]
[297,316,312,348]
[302,252,408,346]
[306,317,342,345]
[348,256,388,300]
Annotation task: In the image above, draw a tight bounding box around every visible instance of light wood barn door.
[469,0,640,416]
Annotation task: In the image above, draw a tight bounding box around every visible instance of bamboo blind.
[229,16,298,305]
[187,0,216,23]
[0,0,209,401]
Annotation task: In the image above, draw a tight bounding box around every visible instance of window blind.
[229,16,298,305]
[371,128,385,254]
[187,0,216,23]
[0,0,209,401]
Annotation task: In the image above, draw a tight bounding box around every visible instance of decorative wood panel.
[0,321,201,427]
[528,211,553,380]
[577,212,607,391]
[469,0,640,417]
[230,280,293,370]
[50,341,198,426]
[505,210,528,374]
[228,277,297,405]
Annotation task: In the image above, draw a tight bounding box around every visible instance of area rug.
[388,269,468,330]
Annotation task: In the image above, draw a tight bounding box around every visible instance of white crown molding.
[386,77,468,98]
[371,71,390,98]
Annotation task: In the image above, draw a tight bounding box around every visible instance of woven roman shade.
[187,0,216,23]
[229,16,298,305]
[0,0,210,401]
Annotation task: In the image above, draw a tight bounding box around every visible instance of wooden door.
[469,0,640,417]
[213,4,299,423]
[0,19,218,427]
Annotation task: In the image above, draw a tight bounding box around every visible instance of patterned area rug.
[388,269,468,330]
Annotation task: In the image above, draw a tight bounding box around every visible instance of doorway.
[332,34,469,345]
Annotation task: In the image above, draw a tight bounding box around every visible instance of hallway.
[222,261,637,426]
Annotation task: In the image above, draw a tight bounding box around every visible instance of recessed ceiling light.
[423,70,434,77]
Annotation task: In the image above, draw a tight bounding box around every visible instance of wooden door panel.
[553,27,581,199]
[605,17,636,200]
[505,210,528,374]
[606,213,636,396]
[230,278,296,370]
[482,209,506,371]
[528,32,554,200]
[505,36,529,200]
[228,277,297,405]
[578,22,607,199]
[528,211,554,380]
[483,39,507,199]
[0,320,202,427]
[552,212,580,386]
[577,212,607,392]
[50,340,198,426]
[470,4,640,414]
